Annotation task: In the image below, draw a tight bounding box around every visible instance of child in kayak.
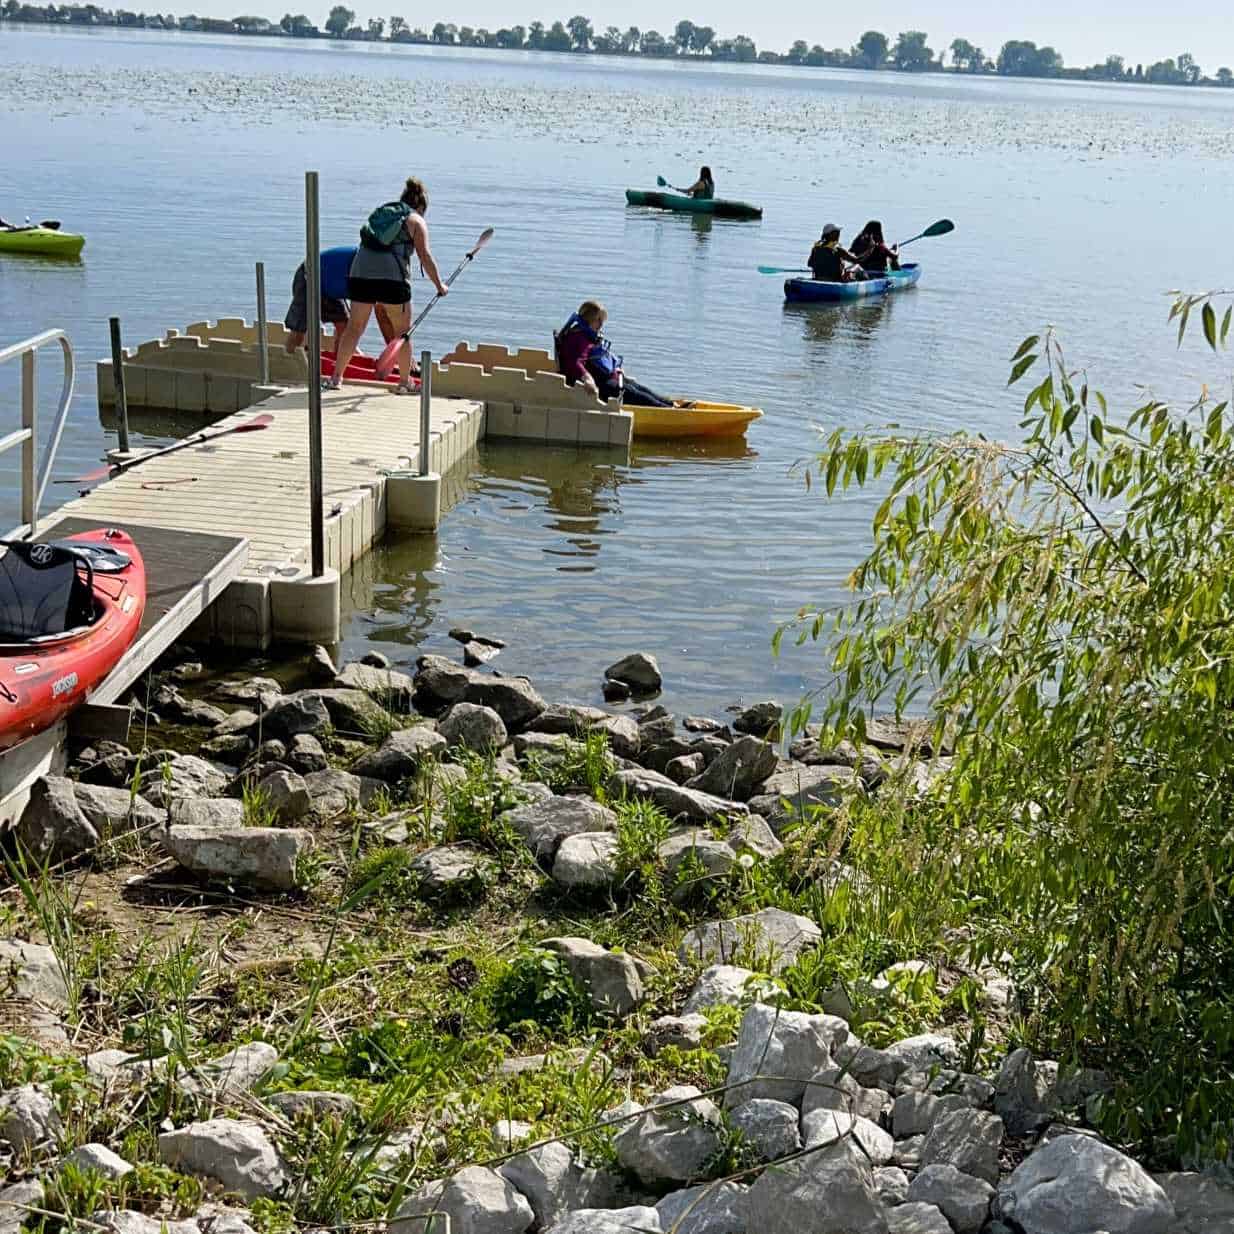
[808,224,867,282]
[555,301,675,408]
[850,220,901,273]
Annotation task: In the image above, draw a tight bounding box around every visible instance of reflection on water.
[784,295,905,350]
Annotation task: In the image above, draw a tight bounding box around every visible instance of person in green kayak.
[808,223,867,283]
[850,220,901,274]
[555,301,675,408]
[685,166,715,200]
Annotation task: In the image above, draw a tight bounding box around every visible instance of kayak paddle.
[69,413,274,484]
[756,219,955,275]
[656,175,690,194]
[373,227,495,381]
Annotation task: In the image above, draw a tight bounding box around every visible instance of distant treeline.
[4,4,1231,87]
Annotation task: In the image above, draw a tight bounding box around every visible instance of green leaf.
[1222,305,1232,345]
[1010,335,1040,363]
[1008,354,1037,387]
[1203,302,1218,351]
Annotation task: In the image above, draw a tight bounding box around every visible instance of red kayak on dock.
[320,352,421,390]
[0,528,145,750]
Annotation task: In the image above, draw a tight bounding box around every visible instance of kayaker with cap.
[808,224,866,283]
[555,301,675,408]
[851,220,901,273]
[684,166,715,200]
[327,176,449,394]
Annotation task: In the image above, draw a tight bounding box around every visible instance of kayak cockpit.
[0,540,102,645]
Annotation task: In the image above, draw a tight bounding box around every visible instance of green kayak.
[625,189,762,220]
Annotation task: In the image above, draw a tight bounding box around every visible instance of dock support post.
[108,316,130,454]
[255,261,270,386]
[387,347,441,532]
[20,349,35,535]
[305,170,325,578]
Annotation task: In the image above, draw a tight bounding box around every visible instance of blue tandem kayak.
[784,262,921,303]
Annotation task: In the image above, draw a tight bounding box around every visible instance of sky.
[191,0,1234,71]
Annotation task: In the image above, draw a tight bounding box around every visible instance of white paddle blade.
[469,227,495,256]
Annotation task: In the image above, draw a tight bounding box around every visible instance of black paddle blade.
[924,218,955,237]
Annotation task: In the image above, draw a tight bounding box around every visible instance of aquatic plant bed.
[0,643,1226,1234]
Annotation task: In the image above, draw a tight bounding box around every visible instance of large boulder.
[679,907,821,973]
[747,764,859,832]
[604,653,662,693]
[413,655,477,713]
[16,776,99,858]
[525,703,610,736]
[540,937,645,1019]
[439,703,507,753]
[390,1166,534,1234]
[141,754,231,807]
[304,688,388,736]
[997,1134,1175,1234]
[742,1140,888,1234]
[724,1002,847,1107]
[352,726,447,783]
[609,768,747,826]
[169,797,246,828]
[686,736,777,801]
[728,1099,801,1162]
[1154,1173,1234,1234]
[261,692,331,740]
[159,1119,287,1200]
[502,796,618,865]
[612,1086,723,1185]
[72,782,162,836]
[161,825,312,891]
[463,676,545,730]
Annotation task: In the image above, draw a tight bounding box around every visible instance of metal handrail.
[0,329,75,539]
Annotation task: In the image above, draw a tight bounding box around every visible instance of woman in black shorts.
[327,177,448,393]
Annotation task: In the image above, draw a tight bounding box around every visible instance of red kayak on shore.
[0,528,145,750]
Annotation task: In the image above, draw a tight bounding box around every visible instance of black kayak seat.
[0,540,96,641]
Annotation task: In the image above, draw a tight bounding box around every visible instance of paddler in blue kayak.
[851,220,901,273]
[555,301,675,408]
[808,224,867,283]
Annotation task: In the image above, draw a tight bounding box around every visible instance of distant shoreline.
[4,11,1233,92]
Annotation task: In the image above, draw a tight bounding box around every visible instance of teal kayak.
[625,190,762,221]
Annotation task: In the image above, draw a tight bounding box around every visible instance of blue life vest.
[556,314,623,380]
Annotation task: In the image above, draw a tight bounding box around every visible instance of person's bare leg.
[329,303,373,384]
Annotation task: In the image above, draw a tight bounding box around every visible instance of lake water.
[2,27,1231,713]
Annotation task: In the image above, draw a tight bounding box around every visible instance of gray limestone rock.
[725,1002,848,1107]
[682,964,762,1014]
[91,1214,197,1234]
[679,907,821,973]
[497,1141,622,1229]
[168,797,246,828]
[352,727,447,783]
[1153,1172,1234,1234]
[594,714,640,759]
[800,1109,894,1165]
[335,663,415,711]
[413,655,477,712]
[262,692,331,740]
[17,775,99,858]
[287,733,329,774]
[885,1202,953,1234]
[72,781,162,836]
[439,702,508,753]
[525,703,610,736]
[997,1134,1175,1234]
[686,736,777,801]
[666,753,705,784]
[0,1084,61,1152]
[655,1182,747,1234]
[613,1085,723,1185]
[503,795,618,865]
[202,734,253,763]
[543,1209,663,1234]
[892,1090,974,1138]
[604,653,662,693]
[303,768,380,821]
[802,1066,891,1124]
[552,832,620,890]
[179,1041,278,1098]
[212,675,284,706]
[732,700,781,736]
[410,846,491,901]
[0,1181,44,1234]
[659,829,736,890]
[463,676,545,731]
[141,754,231,807]
[256,768,311,823]
[993,1048,1060,1136]
[0,939,68,1008]
[919,1107,1004,1185]
[390,1165,534,1234]
[610,768,747,827]
[162,825,312,891]
[303,687,388,735]
[643,1014,707,1057]
[747,764,859,832]
[541,936,645,1019]
[729,1099,801,1162]
[742,1140,888,1234]
[159,1119,288,1200]
[908,1164,995,1234]
[211,709,261,738]
[63,1143,134,1179]
[833,1041,911,1092]
[875,1166,911,1206]
[885,1033,962,1073]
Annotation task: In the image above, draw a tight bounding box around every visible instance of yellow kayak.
[0,226,85,257]
[633,400,763,439]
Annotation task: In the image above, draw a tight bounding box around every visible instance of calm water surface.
[1,28,1230,712]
